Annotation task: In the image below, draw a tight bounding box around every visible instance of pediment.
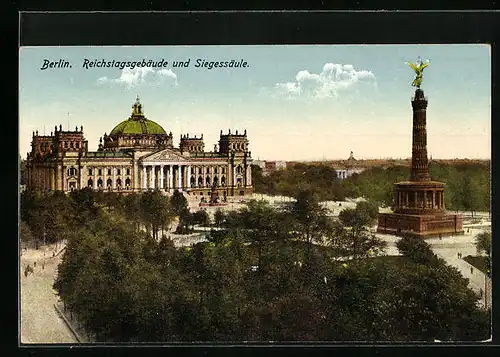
[141,148,188,163]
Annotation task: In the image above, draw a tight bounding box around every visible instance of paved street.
[20,242,77,344]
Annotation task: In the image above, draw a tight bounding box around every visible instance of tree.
[335,206,387,259]
[140,190,174,240]
[354,200,379,227]
[214,208,226,227]
[193,209,210,227]
[289,189,331,266]
[462,175,483,217]
[396,234,439,265]
[170,190,188,215]
[474,231,491,256]
[20,220,34,244]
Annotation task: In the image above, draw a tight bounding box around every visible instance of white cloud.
[97,67,178,88]
[275,63,376,99]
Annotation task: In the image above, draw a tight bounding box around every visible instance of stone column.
[104,167,108,190]
[423,191,427,209]
[142,166,147,190]
[160,165,164,190]
[121,167,125,189]
[151,165,156,189]
[178,165,182,190]
[62,165,66,191]
[93,167,97,190]
[112,167,116,189]
[78,166,83,189]
[432,191,436,209]
[414,191,418,208]
[187,165,192,188]
[169,165,174,192]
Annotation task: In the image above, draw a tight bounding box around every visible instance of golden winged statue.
[407,58,429,88]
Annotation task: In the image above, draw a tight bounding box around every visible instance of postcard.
[19,44,491,344]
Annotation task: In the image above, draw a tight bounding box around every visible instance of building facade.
[26,97,253,198]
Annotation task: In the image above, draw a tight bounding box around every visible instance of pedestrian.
[33,261,36,267]
[42,262,45,270]
[457,252,460,259]
[52,252,55,257]
[471,267,474,274]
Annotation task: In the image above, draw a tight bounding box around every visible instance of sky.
[19,45,491,161]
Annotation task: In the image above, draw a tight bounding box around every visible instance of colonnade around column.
[396,190,445,210]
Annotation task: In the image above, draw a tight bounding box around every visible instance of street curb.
[53,303,82,343]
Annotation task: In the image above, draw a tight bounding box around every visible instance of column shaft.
[169,165,174,191]
[178,165,182,189]
[151,165,156,189]
[160,165,164,190]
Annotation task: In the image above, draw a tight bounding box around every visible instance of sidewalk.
[20,241,77,344]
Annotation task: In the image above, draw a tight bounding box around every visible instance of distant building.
[333,151,366,180]
[253,160,287,176]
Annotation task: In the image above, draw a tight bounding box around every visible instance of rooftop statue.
[407,57,429,88]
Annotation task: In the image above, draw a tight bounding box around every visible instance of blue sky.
[19,45,491,161]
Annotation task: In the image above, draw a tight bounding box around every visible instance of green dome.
[110,118,167,136]
[110,97,167,136]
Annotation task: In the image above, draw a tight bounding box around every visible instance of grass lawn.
[463,255,489,275]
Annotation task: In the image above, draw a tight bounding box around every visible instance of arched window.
[222,167,226,174]
[221,176,226,186]
[214,167,218,174]
[206,176,211,186]
[237,178,242,187]
[98,169,102,176]
[97,178,103,188]
[107,178,112,188]
[206,167,210,174]
[213,175,218,186]
[190,176,195,187]
[116,178,122,188]
[76,142,80,149]
[126,168,130,175]
[88,179,93,187]
[117,169,121,175]
[198,176,203,187]
[125,178,131,189]
[88,168,92,176]
[107,169,111,176]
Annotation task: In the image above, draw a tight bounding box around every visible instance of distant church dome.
[109,96,167,136]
